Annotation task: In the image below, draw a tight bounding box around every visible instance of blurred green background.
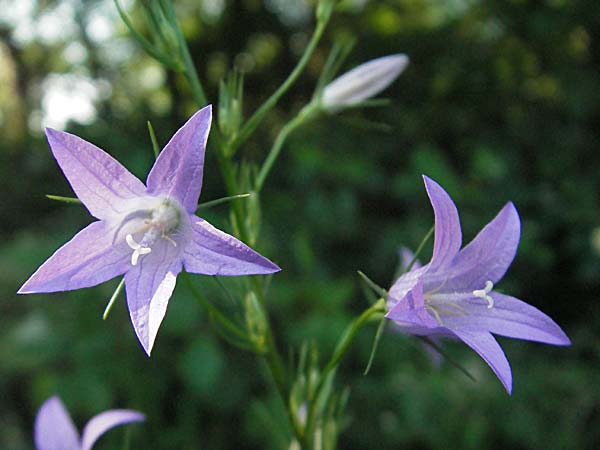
[1,0,599,449]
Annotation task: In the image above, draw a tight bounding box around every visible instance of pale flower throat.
[423,279,495,325]
[122,197,183,266]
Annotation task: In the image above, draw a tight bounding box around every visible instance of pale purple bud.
[321,54,409,111]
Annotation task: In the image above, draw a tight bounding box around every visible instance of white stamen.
[126,233,151,266]
[473,280,494,308]
[126,234,140,250]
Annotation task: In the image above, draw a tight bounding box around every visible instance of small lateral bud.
[321,54,409,112]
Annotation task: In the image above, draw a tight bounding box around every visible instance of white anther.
[126,234,151,266]
[126,234,140,250]
[472,280,494,308]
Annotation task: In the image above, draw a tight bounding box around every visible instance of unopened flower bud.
[321,54,409,112]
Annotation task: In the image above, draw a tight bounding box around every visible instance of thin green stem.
[176,29,207,108]
[182,272,248,341]
[304,300,386,446]
[249,276,288,397]
[113,0,171,65]
[405,225,434,273]
[254,105,316,192]
[227,18,328,155]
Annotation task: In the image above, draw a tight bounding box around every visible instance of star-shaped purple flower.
[386,176,570,393]
[34,395,144,450]
[18,105,280,355]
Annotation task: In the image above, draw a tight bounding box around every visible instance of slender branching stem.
[255,104,318,193]
[226,18,329,156]
[303,299,386,448]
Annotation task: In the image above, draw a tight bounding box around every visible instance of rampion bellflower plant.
[386,176,570,393]
[34,395,144,450]
[18,105,280,355]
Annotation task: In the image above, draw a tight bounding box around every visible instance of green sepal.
[103,278,125,320]
[46,194,82,205]
[357,270,388,300]
[147,120,161,158]
[418,336,477,382]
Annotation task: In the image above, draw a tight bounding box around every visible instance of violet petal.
[445,202,520,290]
[146,106,212,213]
[34,396,80,450]
[444,293,571,345]
[182,216,281,276]
[80,410,145,450]
[452,329,513,393]
[125,244,183,355]
[45,128,146,220]
[18,221,129,294]
[422,176,462,271]
[386,281,438,328]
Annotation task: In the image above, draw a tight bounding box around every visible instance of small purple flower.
[18,105,280,355]
[34,395,144,450]
[386,176,570,393]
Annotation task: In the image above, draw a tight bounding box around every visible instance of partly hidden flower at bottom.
[386,176,571,393]
[34,395,144,450]
[18,105,280,355]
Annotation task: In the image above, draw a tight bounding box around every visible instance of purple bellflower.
[386,176,570,393]
[18,105,280,355]
[34,395,144,450]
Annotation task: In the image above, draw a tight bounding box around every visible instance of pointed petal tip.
[552,328,572,346]
[135,327,155,357]
[191,104,213,122]
[44,127,70,146]
[263,260,282,274]
[386,53,409,69]
[421,175,448,198]
[17,277,44,294]
[502,201,520,220]
[421,174,439,189]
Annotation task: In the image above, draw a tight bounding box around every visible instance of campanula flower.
[19,105,280,355]
[321,54,409,112]
[34,395,144,450]
[386,176,570,393]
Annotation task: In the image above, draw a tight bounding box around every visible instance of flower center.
[423,280,495,325]
[124,199,182,266]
